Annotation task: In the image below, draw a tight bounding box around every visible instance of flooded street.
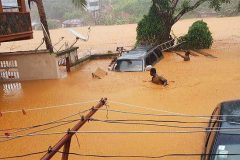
[1,47,240,159]
[1,17,240,160]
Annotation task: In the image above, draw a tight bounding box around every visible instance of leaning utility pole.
[41,98,107,160]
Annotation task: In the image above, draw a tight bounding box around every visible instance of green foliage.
[136,4,165,45]
[180,20,213,49]
[99,0,151,25]
[71,0,87,9]
[181,0,191,9]
[209,0,231,11]
[29,0,239,27]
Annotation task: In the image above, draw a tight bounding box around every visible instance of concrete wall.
[0,50,60,81]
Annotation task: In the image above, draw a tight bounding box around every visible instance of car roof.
[117,46,153,60]
[220,100,240,120]
[219,100,240,134]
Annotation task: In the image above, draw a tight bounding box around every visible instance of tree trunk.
[35,0,53,52]
[156,16,174,44]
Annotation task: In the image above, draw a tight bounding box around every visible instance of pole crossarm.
[40,98,107,160]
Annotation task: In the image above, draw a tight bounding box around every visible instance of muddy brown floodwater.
[1,17,240,160]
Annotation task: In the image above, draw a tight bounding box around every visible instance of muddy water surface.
[1,16,240,160]
[1,48,240,160]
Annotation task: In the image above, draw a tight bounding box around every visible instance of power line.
[0,150,239,159]
[90,118,240,129]
[2,128,240,140]
[108,101,240,118]
[56,151,240,159]
[99,108,240,125]
[0,150,47,159]
[92,118,211,124]
[0,100,97,115]
[2,119,240,142]
[0,109,90,133]
[0,119,80,143]
[1,107,239,138]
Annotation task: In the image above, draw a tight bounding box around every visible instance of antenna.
[35,38,45,52]
[68,27,91,42]
[69,37,80,48]
[53,37,64,47]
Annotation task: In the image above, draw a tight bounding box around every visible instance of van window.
[145,52,158,66]
[149,52,157,64]
[145,57,151,66]
[154,48,162,58]
[115,60,143,72]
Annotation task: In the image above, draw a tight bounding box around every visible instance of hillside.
[29,0,240,27]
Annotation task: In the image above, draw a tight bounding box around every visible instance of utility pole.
[41,98,107,160]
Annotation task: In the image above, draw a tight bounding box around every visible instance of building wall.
[86,0,100,11]
[0,51,60,81]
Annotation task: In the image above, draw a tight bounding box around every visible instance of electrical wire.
[108,101,240,118]
[91,119,211,124]
[2,127,240,141]
[0,100,97,115]
[0,119,80,142]
[0,109,90,133]
[90,118,240,130]
[99,108,240,125]
[56,151,240,159]
[0,150,47,159]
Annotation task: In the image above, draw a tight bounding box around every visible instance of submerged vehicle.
[111,46,163,72]
[202,100,240,160]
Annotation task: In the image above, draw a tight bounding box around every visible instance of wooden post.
[66,57,70,73]
[61,139,71,160]
[33,0,54,53]
[41,98,107,160]
[0,0,3,13]
[17,0,26,12]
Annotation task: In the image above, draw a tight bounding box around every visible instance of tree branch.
[173,0,207,24]
[172,0,180,9]
[170,0,180,18]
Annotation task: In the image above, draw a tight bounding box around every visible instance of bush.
[181,20,213,49]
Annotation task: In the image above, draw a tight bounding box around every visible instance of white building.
[86,0,100,12]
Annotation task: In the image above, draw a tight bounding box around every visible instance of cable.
[108,101,240,118]
[0,150,47,159]
[92,118,211,124]
[0,100,97,115]
[90,118,240,129]
[0,109,90,143]
[56,151,240,159]
[99,109,240,125]
[0,109,89,133]
[2,127,240,141]
[0,119,80,142]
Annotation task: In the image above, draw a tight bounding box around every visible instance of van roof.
[220,100,240,120]
[219,100,240,134]
[118,46,152,60]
